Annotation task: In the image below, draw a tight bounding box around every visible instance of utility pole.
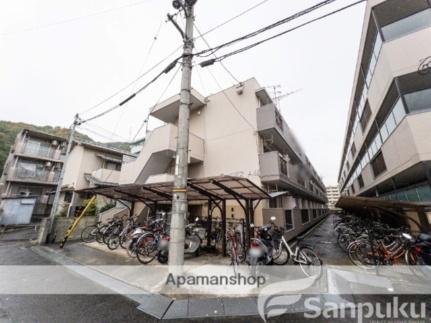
[167,0,196,270]
[47,113,81,241]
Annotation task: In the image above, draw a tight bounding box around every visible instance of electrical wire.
[131,64,181,142]
[80,46,182,116]
[80,57,180,124]
[78,0,272,116]
[200,0,366,65]
[193,0,272,41]
[1,0,151,36]
[85,121,130,142]
[193,23,240,84]
[194,0,339,58]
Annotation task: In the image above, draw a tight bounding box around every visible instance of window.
[351,184,356,194]
[381,9,431,42]
[357,174,364,188]
[64,191,73,203]
[371,152,387,177]
[404,88,431,113]
[383,112,396,137]
[279,157,288,176]
[312,209,317,219]
[392,98,406,123]
[301,209,310,224]
[360,103,372,132]
[285,210,293,231]
[350,143,357,158]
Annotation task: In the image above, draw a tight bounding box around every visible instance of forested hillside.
[0,120,131,174]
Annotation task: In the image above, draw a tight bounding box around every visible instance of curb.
[30,245,262,320]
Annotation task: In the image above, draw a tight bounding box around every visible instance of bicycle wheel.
[102,227,115,245]
[136,234,158,264]
[96,225,108,243]
[297,247,322,277]
[107,235,120,250]
[273,244,289,265]
[337,233,351,252]
[81,225,97,243]
[119,235,128,249]
[126,239,138,258]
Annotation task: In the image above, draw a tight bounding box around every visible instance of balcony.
[257,103,303,163]
[119,124,205,184]
[14,141,63,162]
[7,167,60,185]
[259,151,326,203]
[150,88,206,123]
[91,168,121,185]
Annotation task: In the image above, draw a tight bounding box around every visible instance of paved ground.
[2,215,431,322]
[299,214,350,265]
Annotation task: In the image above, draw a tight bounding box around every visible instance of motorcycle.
[156,217,202,264]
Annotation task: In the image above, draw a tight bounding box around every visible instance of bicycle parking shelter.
[77,175,270,256]
[336,196,431,232]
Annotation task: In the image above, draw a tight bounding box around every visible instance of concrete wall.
[261,207,326,241]
[52,216,97,243]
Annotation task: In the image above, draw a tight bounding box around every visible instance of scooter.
[156,217,202,264]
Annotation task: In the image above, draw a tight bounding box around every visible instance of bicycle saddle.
[418,233,431,243]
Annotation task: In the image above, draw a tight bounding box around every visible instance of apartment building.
[0,129,133,219]
[59,141,135,217]
[326,185,340,210]
[120,78,327,239]
[338,0,431,202]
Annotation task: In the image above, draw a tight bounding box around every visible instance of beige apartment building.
[120,78,327,238]
[0,130,66,218]
[0,129,133,219]
[326,185,340,210]
[338,0,431,202]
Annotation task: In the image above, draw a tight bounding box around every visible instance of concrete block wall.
[52,216,97,243]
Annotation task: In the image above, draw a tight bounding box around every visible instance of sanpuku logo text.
[304,296,426,322]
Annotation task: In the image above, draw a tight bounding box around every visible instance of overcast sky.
[0,0,366,185]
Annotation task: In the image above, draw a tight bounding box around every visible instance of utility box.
[0,196,37,225]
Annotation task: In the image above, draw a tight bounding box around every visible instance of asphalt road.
[0,241,301,323]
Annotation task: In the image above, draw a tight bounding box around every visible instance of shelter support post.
[417,208,431,232]
[221,200,227,256]
[206,200,213,247]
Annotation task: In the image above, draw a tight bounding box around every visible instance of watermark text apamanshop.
[166,273,266,288]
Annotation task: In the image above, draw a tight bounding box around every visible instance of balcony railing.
[7,167,60,184]
[259,151,326,203]
[15,142,63,161]
[257,103,303,163]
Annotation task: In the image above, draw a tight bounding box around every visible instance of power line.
[80,44,182,116]
[131,64,181,142]
[193,23,240,84]
[85,121,130,142]
[81,57,180,124]
[0,0,151,36]
[199,0,366,66]
[193,0,272,40]
[79,0,272,116]
[195,0,339,59]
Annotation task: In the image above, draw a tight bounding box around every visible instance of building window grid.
[343,90,410,190]
[340,5,431,187]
